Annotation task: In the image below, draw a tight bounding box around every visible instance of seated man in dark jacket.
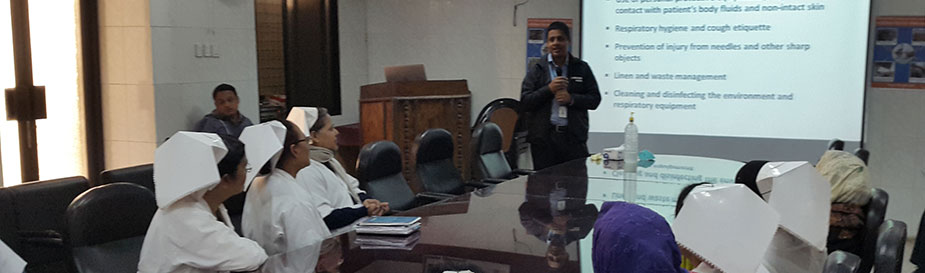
[194,83,253,138]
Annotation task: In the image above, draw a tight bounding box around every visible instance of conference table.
[328,155,745,273]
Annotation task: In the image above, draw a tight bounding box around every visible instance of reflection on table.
[331,154,744,273]
[538,154,745,182]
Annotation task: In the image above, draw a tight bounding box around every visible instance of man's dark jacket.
[520,54,601,143]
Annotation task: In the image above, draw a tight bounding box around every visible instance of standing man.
[194,83,254,138]
[521,21,601,170]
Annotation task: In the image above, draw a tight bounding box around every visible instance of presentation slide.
[582,0,870,141]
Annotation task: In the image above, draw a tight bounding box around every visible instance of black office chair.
[912,208,925,272]
[414,129,486,195]
[825,250,862,273]
[874,219,907,273]
[829,139,845,151]
[98,163,246,234]
[861,188,890,273]
[98,163,154,192]
[0,176,90,273]
[357,141,450,212]
[471,122,533,183]
[854,148,870,165]
[66,183,157,273]
[473,98,530,170]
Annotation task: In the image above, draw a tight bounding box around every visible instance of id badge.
[558,106,567,118]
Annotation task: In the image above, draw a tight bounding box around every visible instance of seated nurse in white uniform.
[737,161,830,273]
[241,120,332,273]
[138,132,267,273]
[673,184,780,273]
[287,107,389,230]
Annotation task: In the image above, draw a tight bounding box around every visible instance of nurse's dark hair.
[309,107,330,134]
[217,134,246,178]
[275,119,302,169]
[674,182,712,217]
[735,160,769,197]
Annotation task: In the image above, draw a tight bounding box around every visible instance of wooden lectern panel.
[360,80,471,192]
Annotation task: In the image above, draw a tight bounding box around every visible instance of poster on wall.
[526,18,572,70]
[871,16,925,89]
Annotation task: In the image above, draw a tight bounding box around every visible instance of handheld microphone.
[554,66,568,117]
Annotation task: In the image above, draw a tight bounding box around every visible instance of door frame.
[1,0,103,185]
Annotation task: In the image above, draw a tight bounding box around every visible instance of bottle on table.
[624,112,638,172]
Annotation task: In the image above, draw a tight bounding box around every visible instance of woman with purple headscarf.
[592,201,688,273]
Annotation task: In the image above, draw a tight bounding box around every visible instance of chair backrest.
[473,98,520,130]
[874,219,907,273]
[861,188,890,272]
[473,98,525,166]
[98,164,154,192]
[912,208,925,267]
[0,176,90,272]
[414,128,465,195]
[472,122,514,180]
[67,183,157,273]
[357,141,417,211]
[854,148,870,165]
[824,250,862,273]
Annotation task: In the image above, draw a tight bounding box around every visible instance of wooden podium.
[359,80,471,192]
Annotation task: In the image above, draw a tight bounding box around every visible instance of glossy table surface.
[325,155,745,273]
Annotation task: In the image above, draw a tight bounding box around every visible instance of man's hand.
[548,76,568,94]
[555,91,572,104]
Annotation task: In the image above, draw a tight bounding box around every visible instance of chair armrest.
[512,169,535,175]
[18,230,64,247]
[417,192,456,199]
[22,237,64,247]
[464,181,491,189]
[411,193,452,209]
[481,178,508,184]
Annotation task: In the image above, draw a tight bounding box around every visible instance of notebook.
[358,216,421,226]
[356,222,422,235]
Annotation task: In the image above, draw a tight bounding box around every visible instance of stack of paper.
[355,232,422,250]
[355,216,422,236]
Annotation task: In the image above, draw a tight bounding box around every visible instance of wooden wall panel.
[255,0,285,96]
[360,101,386,145]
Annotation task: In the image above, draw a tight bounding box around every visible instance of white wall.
[332,0,368,126]
[150,0,260,142]
[99,0,157,169]
[331,0,581,125]
[865,0,925,240]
